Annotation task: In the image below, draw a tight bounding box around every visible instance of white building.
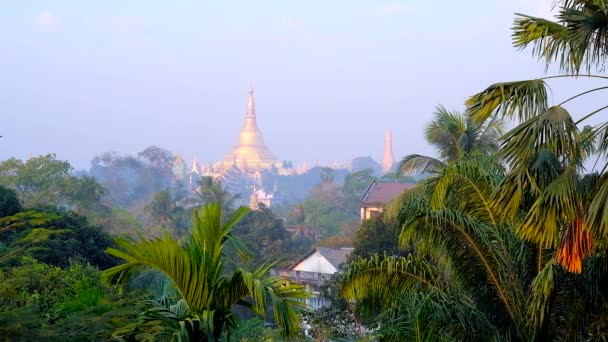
[272,247,353,310]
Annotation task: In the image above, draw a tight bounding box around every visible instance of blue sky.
[2,0,603,170]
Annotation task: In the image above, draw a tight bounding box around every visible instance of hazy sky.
[3,0,605,170]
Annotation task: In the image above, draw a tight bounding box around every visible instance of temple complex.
[217,84,278,171]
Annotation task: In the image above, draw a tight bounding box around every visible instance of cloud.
[281,16,304,28]
[33,11,61,31]
[112,16,139,33]
[375,3,409,16]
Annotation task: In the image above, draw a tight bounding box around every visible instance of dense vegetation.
[337,1,608,340]
[5,0,608,340]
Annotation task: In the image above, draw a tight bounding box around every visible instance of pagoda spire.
[219,83,277,170]
[246,81,256,119]
[382,129,395,174]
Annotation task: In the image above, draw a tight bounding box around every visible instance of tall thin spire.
[382,129,394,174]
[247,82,255,118]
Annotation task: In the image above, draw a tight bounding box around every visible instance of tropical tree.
[465,0,608,274]
[144,190,181,230]
[1,208,118,269]
[69,175,108,216]
[0,185,21,217]
[103,203,307,341]
[350,214,403,260]
[398,106,503,175]
[138,146,174,171]
[0,258,141,340]
[342,155,531,340]
[230,203,291,265]
[192,176,240,210]
[341,1,608,339]
[0,154,74,207]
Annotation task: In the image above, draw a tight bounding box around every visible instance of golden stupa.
[219,85,277,170]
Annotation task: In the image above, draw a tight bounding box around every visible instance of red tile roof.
[360,181,415,206]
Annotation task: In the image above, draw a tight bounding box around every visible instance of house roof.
[316,247,353,269]
[289,247,354,270]
[360,180,415,206]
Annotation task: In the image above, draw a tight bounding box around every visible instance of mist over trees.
[6,1,607,339]
[89,146,174,210]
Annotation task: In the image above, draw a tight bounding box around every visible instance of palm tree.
[192,176,240,210]
[465,0,608,273]
[103,203,307,340]
[343,156,530,339]
[144,190,180,229]
[344,152,608,340]
[342,2,608,340]
[398,106,503,175]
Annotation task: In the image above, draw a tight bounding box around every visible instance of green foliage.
[0,155,127,237]
[0,185,21,218]
[192,176,241,211]
[350,214,404,260]
[374,292,498,341]
[69,175,109,217]
[511,1,608,74]
[301,308,361,341]
[342,168,376,215]
[398,106,503,175]
[0,208,119,269]
[0,210,66,264]
[466,0,608,275]
[221,317,302,342]
[142,190,190,238]
[104,203,308,340]
[466,79,548,122]
[0,154,74,207]
[0,257,141,340]
[298,182,358,238]
[230,203,292,266]
[341,156,533,340]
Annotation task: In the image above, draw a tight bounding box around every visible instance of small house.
[272,247,354,310]
[359,180,415,220]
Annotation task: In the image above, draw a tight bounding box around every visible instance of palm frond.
[429,155,504,225]
[384,185,427,223]
[501,106,581,169]
[527,259,558,334]
[341,254,446,307]
[512,1,608,73]
[556,217,594,273]
[512,14,579,72]
[588,174,608,240]
[466,80,548,122]
[425,106,467,161]
[396,180,528,324]
[103,203,306,338]
[398,155,444,175]
[517,167,579,249]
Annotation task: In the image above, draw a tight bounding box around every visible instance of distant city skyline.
[5,0,606,171]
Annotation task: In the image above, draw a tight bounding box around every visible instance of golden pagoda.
[219,84,277,170]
